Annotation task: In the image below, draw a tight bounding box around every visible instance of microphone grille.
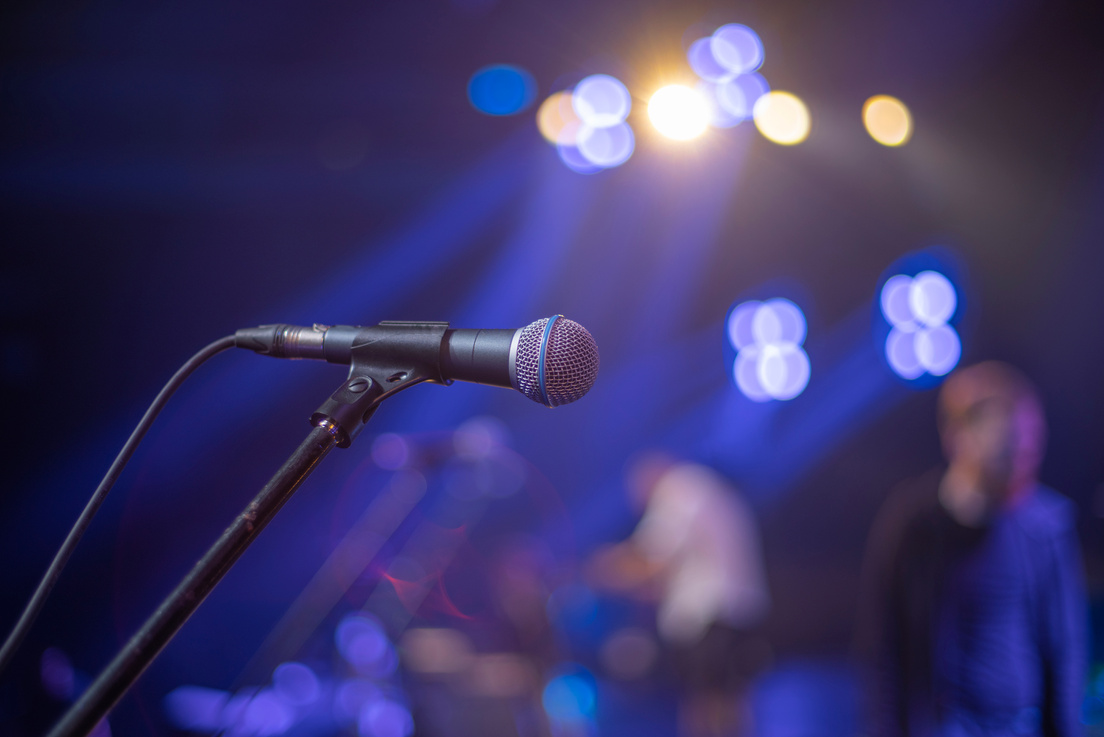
[515,316,600,407]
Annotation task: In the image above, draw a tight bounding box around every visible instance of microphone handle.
[441,328,519,390]
[234,323,521,390]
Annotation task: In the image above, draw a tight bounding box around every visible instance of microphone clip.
[310,322,450,447]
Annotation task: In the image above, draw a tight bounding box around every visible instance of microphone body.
[234,317,598,408]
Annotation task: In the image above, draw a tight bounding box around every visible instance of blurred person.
[860,362,1086,737]
[586,453,771,737]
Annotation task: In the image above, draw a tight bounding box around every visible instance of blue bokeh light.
[716,73,769,121]
[542,666,598,725]
[334,679,384,725]
[687,24,768,130]
[273,661,321,706]
[727,298,810,402]
[878,268,962,381]
[359,699,414,737]
[577,122,635,168]
[688,37,732,82]
[909,271,957,327]
[165,686,231,732]
[468,65,537,116]
[572,74,632,128]
[711,24,765,74]
[557,143,604,175]
[336,614,397,678]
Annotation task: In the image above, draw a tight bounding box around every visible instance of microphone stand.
[47,323,453,737]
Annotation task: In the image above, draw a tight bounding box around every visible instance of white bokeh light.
[648,85,711,140]
[879,270,961,380]
[710,24,764,75]
[572,74,632,129]
[576,122,635,168]
[728,299,810,401]
[909,271,957,327]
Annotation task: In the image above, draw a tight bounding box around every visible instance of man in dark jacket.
[861,362,1086,736]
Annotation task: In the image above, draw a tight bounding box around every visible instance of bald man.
[861,362,1086,737]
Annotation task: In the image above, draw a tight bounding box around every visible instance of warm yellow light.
[537,91,582,145]
[753,91,810,145]
[863,95,912,146]
[647,85,711,141]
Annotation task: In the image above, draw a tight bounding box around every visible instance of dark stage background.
[2,0,1103,735]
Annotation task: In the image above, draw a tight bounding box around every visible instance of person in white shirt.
[586,452,771,737]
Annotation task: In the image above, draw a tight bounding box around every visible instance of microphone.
[234,316,599,407]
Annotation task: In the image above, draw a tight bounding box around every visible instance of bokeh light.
[542,666,598,726]
[540,74,636,173]
[537,91,582,145]
[879,270,961,380]
[716,73,770,121]
[726,298,811,401]
[687,37,731,82]
[687,22,770,132]
[467,65,536,116]
[572,74,631,128]
[648,85,711,140]
[359,699,414,737]
[165,686,231,732]
[337,614,397,678]
[710,24,764,75]
[753,91,811,145]
[272,662,321,706]
[556,143,604,174]
[863,95,912,146]
[909,270,957,326]
[577,122,635,168]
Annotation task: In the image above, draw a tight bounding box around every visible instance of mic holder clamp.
[310,321,450,447]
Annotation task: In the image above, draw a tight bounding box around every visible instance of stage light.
[556,143,604,174]
[915,324,961,376]
[273,662,320,706]
[542,668,597,724]
[359,700,414,737]
[337,614,397,678]
[688,37,732,82]
[753,91,810,145]
[879,274,914,327]
[909,270,957,327]
[697,81,740,129]
[885,325,924,380]
[716,73,769,121]
[711,23,764,75]
[334,680,385,724]
[879,270,961,380]
[165,686,231,732]
[572,74,631,128]
[648,85,711,140]
[236,690,294,736]
[537,91,581,145]
[468,64,536,116]
[727,298,810,401]
[577,122,635,168]
[863,95,912,146]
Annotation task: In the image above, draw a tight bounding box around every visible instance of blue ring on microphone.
[537,315,561,407]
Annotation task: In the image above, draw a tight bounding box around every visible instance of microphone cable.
[0,334,236,679]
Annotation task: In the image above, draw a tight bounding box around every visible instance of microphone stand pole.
[48,322,453,737]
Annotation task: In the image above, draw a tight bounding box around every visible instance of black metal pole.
[46,421,343,737]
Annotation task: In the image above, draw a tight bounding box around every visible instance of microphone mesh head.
[515,316,600,407]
